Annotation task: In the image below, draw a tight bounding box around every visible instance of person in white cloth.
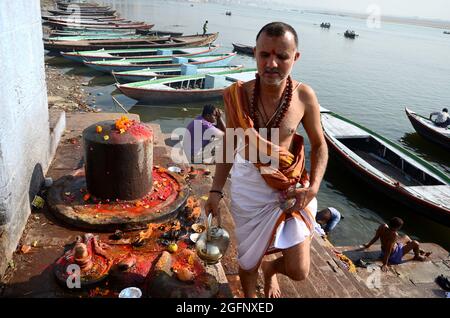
[205,22,328,298]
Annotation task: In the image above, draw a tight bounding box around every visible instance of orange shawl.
[223,81,309,191]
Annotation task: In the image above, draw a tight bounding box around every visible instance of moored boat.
[42,15,126,22]
[83,53,236,73]
[112,65,243,83]
[405,107,450,150]
[43,32,219,52]
[321,108,450,225]
[136,29,184,37]
[116,68,256,104]
[47,34,144,41]
[232,43,254,56]
[48,9,117,16]
[48,29,136,37]
[45,20,153,30]
[60,45,218,63]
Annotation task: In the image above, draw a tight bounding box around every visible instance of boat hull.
[44,33,219,53]
[323,127,450,226]
[232,43,254,56]
[61,46,217,63]
[405,108,450,150]
[112,65,243,83]
[117,85,224,104]
[85,54,234,73]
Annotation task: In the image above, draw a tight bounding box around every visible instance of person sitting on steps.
[362,217,431,272]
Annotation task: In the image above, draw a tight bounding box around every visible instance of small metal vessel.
[195,213,230,265]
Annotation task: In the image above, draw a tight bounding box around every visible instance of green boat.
[112,65,243,83]
[321,107,450,225]
[47,34,144,41]
[116,68,256,104]
[61,45,218,63]
[83,53,236,73]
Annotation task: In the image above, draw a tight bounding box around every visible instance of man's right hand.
[214,109,223,119]
[204,192,222,218]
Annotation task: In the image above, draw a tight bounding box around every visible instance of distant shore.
[307,10,450,30]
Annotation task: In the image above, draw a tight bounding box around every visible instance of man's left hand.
[285,187,317,213]
[381,264,389,272]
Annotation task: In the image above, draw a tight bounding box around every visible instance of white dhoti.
[230,153,318,271]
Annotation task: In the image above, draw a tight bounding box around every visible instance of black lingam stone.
[83,120,153,201]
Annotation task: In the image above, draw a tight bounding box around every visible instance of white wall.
[0,0,51,276]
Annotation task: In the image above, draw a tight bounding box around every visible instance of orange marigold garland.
[115,116,134,134]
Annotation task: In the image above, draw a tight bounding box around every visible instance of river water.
[46,0,450,249]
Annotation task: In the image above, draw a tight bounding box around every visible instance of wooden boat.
[42,15,125,22]
[344,30,358,38]
[44,32,219,52]
[49,30,136,39]
[47,34,144,41]
[47,9,117,16]
[84,53,236,73]
[61,45,218,63]
[136,29,184,37]
[112,65,243,83]
[55,4,113,12]
[44,17,131,25]
[56,3,112,10]
[116,68,256,104]
[321,108,450,226]
[405,107,450,150]
[232,43,254,56]
[45,20,153,30]
[43,13,118,19]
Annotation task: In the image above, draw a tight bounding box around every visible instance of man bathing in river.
[205,22,328,297]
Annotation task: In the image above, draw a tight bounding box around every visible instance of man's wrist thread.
[209,190,224,198]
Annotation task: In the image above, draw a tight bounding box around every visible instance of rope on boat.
[111,95,129,113]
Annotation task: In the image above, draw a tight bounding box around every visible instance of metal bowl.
[190,233,200,243]
[168,166,182,173]
[118,287,142,298]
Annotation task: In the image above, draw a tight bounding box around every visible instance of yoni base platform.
[47,167,189,231]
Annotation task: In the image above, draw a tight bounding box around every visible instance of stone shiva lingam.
[47,116,189,231]
[50,116,220,297]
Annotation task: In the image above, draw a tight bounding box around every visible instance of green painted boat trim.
[114,65,239,75]
[90,53,226,65]
[327,111,450,183]
[73,45,216,56]
[124,68,257,88]
[49,35,143,41]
